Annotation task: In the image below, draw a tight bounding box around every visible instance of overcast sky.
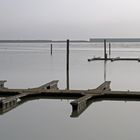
[0,0,140,40]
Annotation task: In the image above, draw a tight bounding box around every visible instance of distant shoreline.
[1,38,140,43]
[0,40,89,43]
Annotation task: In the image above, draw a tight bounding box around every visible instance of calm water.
[1,42,140,140]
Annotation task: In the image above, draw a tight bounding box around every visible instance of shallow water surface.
[0,43,140,140]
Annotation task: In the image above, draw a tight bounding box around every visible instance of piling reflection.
[104,61,107,82]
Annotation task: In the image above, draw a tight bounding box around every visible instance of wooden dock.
[1,80,140,117]
[87,39,140,62]
[88,57,140,62]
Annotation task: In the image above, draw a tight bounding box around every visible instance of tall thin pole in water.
[104,39,107,60]
[66,39,69,90]
[50,44,53,55]
[109,43,111,58]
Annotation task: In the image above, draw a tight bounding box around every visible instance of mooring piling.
[88,39,140,62]
[104,39,107,60]
[66,39,70,90]
[109,43,111,58]
[50,44,53,55]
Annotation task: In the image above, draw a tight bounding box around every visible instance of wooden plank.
[2,80,140,117]
[88,57,140,62]
[70,94,101,117]
[70,94,93,106]
[36,80,59,90]
[103,90,140,96]
[0,80,7,88]
[95,81,111,92]
[66,39,70,90]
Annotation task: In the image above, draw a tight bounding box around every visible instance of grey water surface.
[0,42,140,140]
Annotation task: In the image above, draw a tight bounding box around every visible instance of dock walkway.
[1,80,140,117]
[88,57,140,62]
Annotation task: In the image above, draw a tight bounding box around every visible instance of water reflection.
[0,61,120,118]
[104,61,107,82]
[1,59,140,118]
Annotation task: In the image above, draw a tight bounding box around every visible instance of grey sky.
[0,0,140,40]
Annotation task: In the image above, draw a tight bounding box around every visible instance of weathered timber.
[71,94,98,107]
[88,57,140,62]
[104,39,107,60]
[50,44,53,55]
[70,94,101,117]
[70,81,111,117]
[95,81,111,91]
[70,90,140,117]
[0,80,7,88]
[0,81,110,115]
[66,39,70,90]
[109,43,111,58]
[36,80,59,90]
[0,80,59,109]
[1,80,140,117]
[0,92,29,108]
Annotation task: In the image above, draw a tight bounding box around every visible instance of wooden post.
[104,39,107,60]
[66,39,70,90]
[50,44,53,55]
[109,43,111,58]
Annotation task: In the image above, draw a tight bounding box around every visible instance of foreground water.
[0,42,140,140]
